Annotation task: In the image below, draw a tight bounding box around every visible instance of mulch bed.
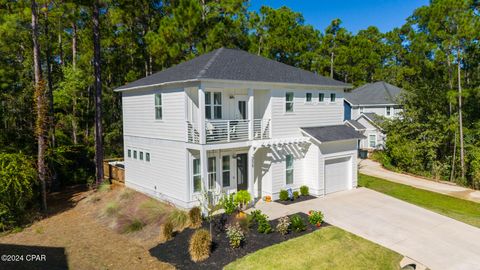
[149,212,329,270]
[274,195,317,205]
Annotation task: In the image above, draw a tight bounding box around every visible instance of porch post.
[248,146,255,198]
[200,148,208,191]
[248,88,254,140]
[198,86,206,144]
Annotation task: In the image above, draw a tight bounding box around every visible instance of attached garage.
[325,156,351,194]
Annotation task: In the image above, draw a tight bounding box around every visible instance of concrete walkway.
[254,188,480,270]
[359,159,480,203]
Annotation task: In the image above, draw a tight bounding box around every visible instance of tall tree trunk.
[93,0,104,186]
[457,56,465,180]
[72,22,77,69]
[71,21,78,144]
[31,0,47,212]
[447,58,456,182]
[330,51,334,78]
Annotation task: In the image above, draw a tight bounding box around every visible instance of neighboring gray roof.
[116,47,349,91]
[345,81,404,105]
[359,113,385,130]
[345,119,366,130]
[301,125,365,143]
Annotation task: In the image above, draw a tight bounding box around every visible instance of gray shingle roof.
[360,113,385,130]
[301,125,365,143]
[345,119,366,130]
[345,81,404,105]
[115,48,349,91]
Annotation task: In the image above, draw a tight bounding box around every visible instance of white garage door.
[325,157,351,194]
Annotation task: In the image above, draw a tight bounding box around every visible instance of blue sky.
[249,0,429,33]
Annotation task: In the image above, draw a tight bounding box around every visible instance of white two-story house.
[115,48,364,209]
[344,81,404,150]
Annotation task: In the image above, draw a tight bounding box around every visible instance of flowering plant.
[308,210,324,227]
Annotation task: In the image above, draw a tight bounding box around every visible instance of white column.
[248,146,255,198]
[200,148,208,192]
[248,88,254,140]
[198,86,206,144]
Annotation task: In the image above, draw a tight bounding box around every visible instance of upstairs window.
[286,154,294,185]
[330,93,336,102]
[306,93,312,102]
[360,107,364,113]
[154,93,162,120]
[205,92,222,119]
[285,92,294,112]
[139,151,144,161]
[319,93,325,102]
[133,150,137,159]
[146,153,150,162]
[127,149,131,158]
[386,106,391,116]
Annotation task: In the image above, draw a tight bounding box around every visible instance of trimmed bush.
[225,222,245,248]
[300,185,309,196]
[189,229,212,262]
[279,190,289,201]
[162,221,174,241]
[221,194,238,215]
[249,209,262,221]
[256,213,272,234]
[290,214,306,232]
[293,191,299,199]
[276,216,291,235]
[189,207,202,229]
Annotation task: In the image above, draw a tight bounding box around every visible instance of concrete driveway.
[254,188,480,270]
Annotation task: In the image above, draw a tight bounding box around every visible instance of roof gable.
[345,81,404,105]
[115,48,350,91]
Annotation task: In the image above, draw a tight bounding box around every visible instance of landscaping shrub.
[189,207,202,229]
[225,222,245,248]
[290,214,306,232]
[308,210,324,226]
[168,209,188,228]
[276,216,291,235]
[0,153,37,231]
[293,191,299,199]
[249,209,262,221]
[189,229,212,262]
[256,213,272,234]
[124,218,145,233]
[221,194,238,215]
[162,221,174,241]
[104,202,120,217]
[279,189,289,201]
[300,185,309,196]
[234,190,251,208]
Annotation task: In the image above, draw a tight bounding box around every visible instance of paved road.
[255,188,480,270]
[359,159,480,203]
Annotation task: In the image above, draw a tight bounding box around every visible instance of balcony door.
[234,96,248,120]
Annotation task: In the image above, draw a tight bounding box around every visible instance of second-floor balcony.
[187,118,271,144]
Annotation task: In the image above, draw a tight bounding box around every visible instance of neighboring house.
[115,47,364,209]
[344,81,404,150]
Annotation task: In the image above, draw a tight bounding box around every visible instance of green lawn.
[225,226,402,270]
[359,173,480,228]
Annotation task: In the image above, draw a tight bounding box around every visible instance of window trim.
[330,93,336,103]
[386,106,391,116]
[285,92,294,113]
[305,92,312,103]
[208,156,216,190]
[285,154,294,185]
[205,91,222,119]
[192,158,201,193]
[127,149,131,158]
[222,155,230,187]
[146,152,150,162]
[154,93,163,120]
[369,134,377,148]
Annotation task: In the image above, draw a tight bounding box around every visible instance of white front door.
[325,157,351,194]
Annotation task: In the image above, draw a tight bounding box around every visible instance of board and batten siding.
[270,89,344,138]
[124,136,189,208]
[122,88,186,141]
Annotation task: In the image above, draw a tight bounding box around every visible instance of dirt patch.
[150,212,328,270]
[0,185,173,270]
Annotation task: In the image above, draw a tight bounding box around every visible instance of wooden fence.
[103,158,125,185]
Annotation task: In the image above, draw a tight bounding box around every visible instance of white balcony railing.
[186,119,271,144]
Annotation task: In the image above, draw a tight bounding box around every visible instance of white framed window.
[133,150,137,159]
[208,157,216,189]
[154,93,162,120]
[193,158,201,193]
[386,106,391,116]
[222,155,230,187]
[305,93,312,103]
[146,153,150,162]
[205,92,222,119]
[330,93,336,102]
[286,154,294,185]
[360,107,364,113]
[139,151,144,161]
[285,92,294,112]
[319,93,324,102]
[127,149,131,158]
[369,134,377,148]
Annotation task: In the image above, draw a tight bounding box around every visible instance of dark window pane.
[286,92,293,101]
[209,174,216,189]
[133,151,137,159]
[214,106,222,119]
[128,149,131,158]
[330,93,336,102]
[140,152,143,160]
[319,93,324,102]
[155,107,162,120]
[306,93,312,102]
[146,153,150,162]
[205,105,211,119]
[286,102,293,112]
[193,159,200,174]
[223,172,230,187]
[205,92,211,104]
[194,175,201,192]
[286,170,293,184]
[222,156,230,170]
[214,92,222,105]
[208,157,216,172]
[155,94,162,105]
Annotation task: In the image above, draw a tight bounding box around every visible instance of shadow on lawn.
[0,244,68,270]
[149,212,330,270]
[46,185,90,217]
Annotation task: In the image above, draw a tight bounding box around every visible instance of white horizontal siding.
[122,88,185,141]
[124,136,188,207]
[271,89,344,138]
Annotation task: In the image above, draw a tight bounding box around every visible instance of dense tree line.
[0,0,479,228]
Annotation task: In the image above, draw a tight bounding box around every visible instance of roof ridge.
[197,47,224,78]
[382,81,395,103]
